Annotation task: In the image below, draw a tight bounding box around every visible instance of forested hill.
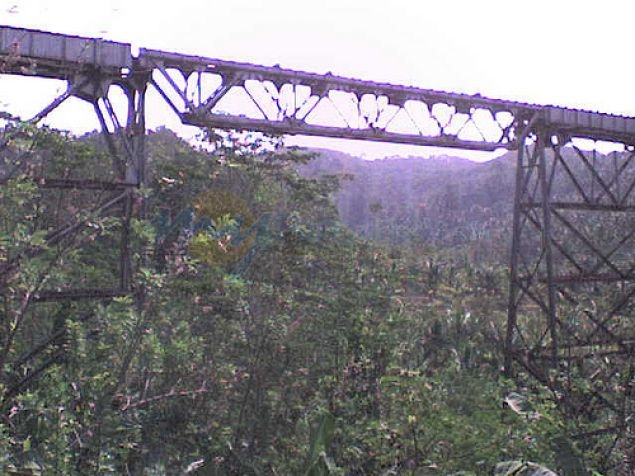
[298,149,517,261]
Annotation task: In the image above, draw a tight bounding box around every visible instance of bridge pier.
[506,117,635,470]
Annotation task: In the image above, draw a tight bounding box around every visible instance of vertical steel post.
[536,131,559,369]
[505,136,526,376]
[119,80,147,292]
[505,113,539,375]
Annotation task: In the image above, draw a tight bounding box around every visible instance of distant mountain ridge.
[298,148,517,260]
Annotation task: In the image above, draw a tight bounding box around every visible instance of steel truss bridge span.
[0,25,633,473]
[3,25,635,150]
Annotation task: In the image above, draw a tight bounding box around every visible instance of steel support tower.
[0,26,147,301]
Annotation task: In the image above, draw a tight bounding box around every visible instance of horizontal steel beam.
[0,25,131,79]
[546,107,635,145]
[182,112,505,151]
[550,273,635,284]
[33,288,129,301]
[36,177,136,190]
[521,202,635,212]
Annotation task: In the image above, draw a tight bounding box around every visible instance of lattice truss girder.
[506,128,635,469]
[140,49,530,151]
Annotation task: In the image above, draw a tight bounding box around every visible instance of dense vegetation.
[0,121,627,474]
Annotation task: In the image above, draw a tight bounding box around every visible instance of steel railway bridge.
[1,25,633,471]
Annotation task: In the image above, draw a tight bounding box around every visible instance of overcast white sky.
[1,0,634,159]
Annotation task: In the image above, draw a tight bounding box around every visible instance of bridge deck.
[0,25,131,78]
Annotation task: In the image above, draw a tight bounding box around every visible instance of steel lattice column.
[506,121,635,472]
[29,70,148,302]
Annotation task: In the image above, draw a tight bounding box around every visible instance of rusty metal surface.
[0,25,131,76]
